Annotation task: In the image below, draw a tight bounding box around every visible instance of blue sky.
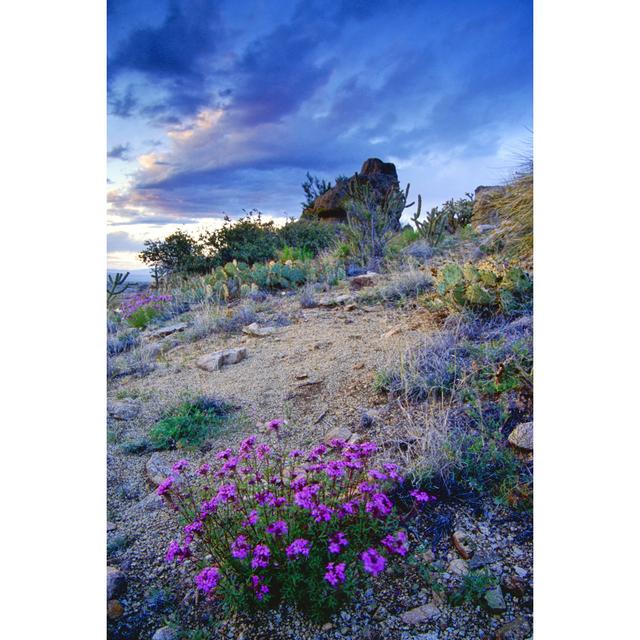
[107,0,532,270]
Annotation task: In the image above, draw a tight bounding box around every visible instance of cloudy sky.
[107,0,532,271]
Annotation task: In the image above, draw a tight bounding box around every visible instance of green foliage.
[126,305,162,329]
[201,212,281,266]
[139,230,208,281]
[278,245,314,262]
[107,534,131,557]
[384,227,420,259]
[107,272,131,302]
[411,194,474,246]
[278,218,337,256]
[430,261,532,316]
[449,570,496,606]
[121,438,151,455]
[301,172,333,208]
[149,397,231,450]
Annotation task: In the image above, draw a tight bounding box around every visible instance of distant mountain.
[107,268,151,283]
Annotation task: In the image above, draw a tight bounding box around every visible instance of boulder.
[145,453,172,487]
[508,422,533,451]
[400,603,441,625]
[196,347,247,371]
[107,399,141,421]
[349,272,380,290]
[302,158,401,227]
[107,566,126,600]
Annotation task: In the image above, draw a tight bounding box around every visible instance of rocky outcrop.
[302,158,401,228]
[472,184,506,225]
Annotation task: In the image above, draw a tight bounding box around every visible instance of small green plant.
[278,245,314,262]
[121,438,152,455]
[449,570,496,606]
[149,397,231,450]
[411,195,448,247]
[107,534,131,557]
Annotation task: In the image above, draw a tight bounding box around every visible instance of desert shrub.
[427,261,532,317]
[384,227,420,260]
[357,269,433,306]
[121,293,173,329]
[149,397,231,450]
[109,344,157,379]
[140,230,210,282]
[278,245,314,262]
[107,329,140,356]
[344,182,413,271]
[403,240,434,263]
[201,212,281,266]
[158,428,434,621]
[278,218,338,256]
[213,304,258,333]
[298,285,317,309]
[182,307,218,342]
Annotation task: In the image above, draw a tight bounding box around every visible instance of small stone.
[152,627,179,640]
[420,549,436,564]
[502,574,527,598]
[353,362,365,370]
[452,531,475,559]
[400,603,441,625]
[345,303,357,311]
[475,224,497,233]
[242,322,278,337]
[447,558,469,576]
[324,426,352,443]
[381,327,401,339]
[296,377,323,387]
[135,491,165,512]
[513,566,528,578]
[197,347,247,371]
[468,551,500,570]
[295,373,309,380]
[321,622,333,631]
[495,617,531,640]
[484,586,506,613]
[107,521,116,532]
[507,421,533,451]
[147,322,188,338]
[107,566,126,600]
[349,272,380,290]
[107,399,141,421]
[107,599,124,620]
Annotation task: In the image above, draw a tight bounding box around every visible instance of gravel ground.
[107,284,533,640]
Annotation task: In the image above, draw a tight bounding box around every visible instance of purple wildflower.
[266,520,288,537]
[184,520,203,535]
[215,483,236,504]
[172,459,189,473]
[383,463,402,481]
[366,492,393,518]
[338,498,360,518]
[239,435,256,454]
[358,481,378,494]
[194,566,220,594]
[328,532,349,554]
[311,503,333,523]
[231,534,251,559]
[324,562,346,587]
[286,538,312,559]
[216,448,233,460]
[325,460,346,478]
[157,476,174,496]
[267,419,285,432]
[289,449,304,458]
[361,548,386,576]
[251,544,271,569]
[256,443,271,460]
[410,490,436,503]
[197,463,211,476]
[255,490,276,506]
[242,510,258,528]
[381,531,409,557]
[251,575,270,601]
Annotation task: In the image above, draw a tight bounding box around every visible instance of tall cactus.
[107,271,131,302]
[411,195,448,246]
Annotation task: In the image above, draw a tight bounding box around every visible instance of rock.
[502,574,527,598]
[495,617,531,640]
[345,303,358,311]
[447,558,469,576]
[452,531,475,560]
[321,623,334,631]
[324,426,352,443]
[302,158,401,227]
[420,549,436,564]
[349,272,380,290]
[107,521,116,532]
[381,327,401,339]
[360,408,380,428]
[196,347,247,371]
[295,373,309,380]
[513,566,528,579]
[296,377,323,388]
[475,224,497,233]
[107,566,126,600]
[318,294,352,307]
[242,322,278,337]
[400,603,441,625]
[353,362,365,370]
[107,399,141,421]
[147,322,188,338]
[468,551,500,570]
[508,422,533,451]
[135,491,165,512]
[107,599,124,620]
[484,586,506,613]
[145,453,173,487]
[151,627,179,640]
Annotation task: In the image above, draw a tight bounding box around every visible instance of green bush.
[449,570,496,606]
[278,218,337,256]
[149,397,231,450]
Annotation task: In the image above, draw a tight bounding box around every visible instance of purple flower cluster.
[328,532,349,554]
[120,292,172,319]
[361,548,386,576]
[286,538,312,559]
[231,534,251,559]
[194,566,220,594]
[324,562,346,587]
[266,520,288,537]
[381,531,409,557]
[251,575,270,600]
[410,490,436,504]
[251,544,271,569]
